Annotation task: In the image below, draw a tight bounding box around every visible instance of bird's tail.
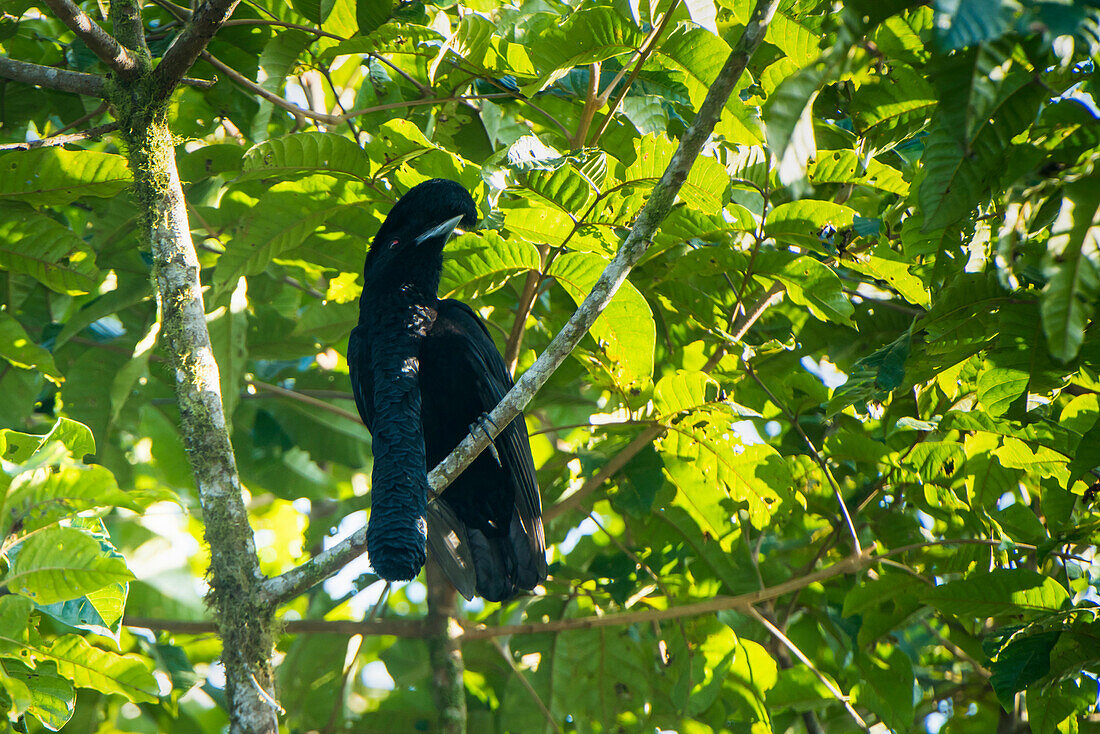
[426,502,546,602]
[365,471,428,581]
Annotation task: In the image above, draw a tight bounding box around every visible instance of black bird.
[348,178,548,601]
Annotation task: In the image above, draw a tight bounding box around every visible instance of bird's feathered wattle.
[348,178,547,600]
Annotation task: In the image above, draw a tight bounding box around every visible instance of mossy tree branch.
[92,0,271,730]
[0,56,107,96]
[41,0,141,76]
[115,90,276,732]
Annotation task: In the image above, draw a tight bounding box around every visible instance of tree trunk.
[426,560,466,734]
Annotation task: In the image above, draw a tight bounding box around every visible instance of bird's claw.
[470,413,502,466]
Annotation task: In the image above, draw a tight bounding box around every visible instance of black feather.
[350,179,547,600]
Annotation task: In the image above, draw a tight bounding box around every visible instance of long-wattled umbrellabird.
[348,178,548,602]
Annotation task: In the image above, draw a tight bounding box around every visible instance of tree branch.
[246,379,364,425]
[222,17,347,40]
[41,0,140,76]
[0,122,119,151]
[201,50,513,126]
[588,0,681,145]
[545,426,664,521]
[116,62,276,730]
[152,0,242,97]
[0,56,106,96]
[460,546,874,639]
[260,0,782,606]
[110,0,151,57]
[135,536,1083,643]
[125,616,426,637]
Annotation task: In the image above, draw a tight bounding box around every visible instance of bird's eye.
[388,239,400,249]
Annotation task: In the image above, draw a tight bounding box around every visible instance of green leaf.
[724,637,778,722]
[854,648,916,732]
[828,328,912,415]
[1026,681,1082,734]
[989,630,1060,709]
[518,161,598,214]
[1040,178,1100,362]
[241,131,375,183]
[0,149,130,206]
[764,65,822,187]
[0,205,100,295]
[922,569,1070,621]
[754,251,855,325]
[764,9,820,66]
[941,411,1079,459]
[440,231,541,299]
[622,134,729,212]
[764,200,857,251]
[250,31,315,142]
[41,635,157,703]
[3,462,145,538]
[653,370,720,416]
[919,77,1045,231]
[2,526,133,605]
[38,581,128,641]
[843,243,930,308]
[1,661,74,731]
[1067,424,1100,486]
[526,8,643,93]
[429,14,495,83]
[548,252,655,388]
[808,150,909,195]
[291,0,334,23]
[654,25,762,143]
[850,64,936,150]
[501,205,574,247]
[218,176,371,288]
[356,0,392,35]
[934,0,1009,50]
[661,421,791,529]
[0,310,63,385]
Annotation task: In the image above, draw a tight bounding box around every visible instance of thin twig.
[247,380,365,425]
[572,62,602,148]
[503,246,548,374]
[0,122,119,151]
[746,364,861,555]
[224,17,346,40]
[546,426,664,520]
[588,0,681,145]
[459,547,874,640]
[493,639,563,734]
[201,51,513,126]
[748,607,870,730]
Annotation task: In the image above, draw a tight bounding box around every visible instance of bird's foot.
[470,413,501,466]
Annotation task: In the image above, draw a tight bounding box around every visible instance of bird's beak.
[414,214,466,246]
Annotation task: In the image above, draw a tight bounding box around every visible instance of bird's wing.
[435,300,545,556]
[425,501,477,600]
[347,324,374,431]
